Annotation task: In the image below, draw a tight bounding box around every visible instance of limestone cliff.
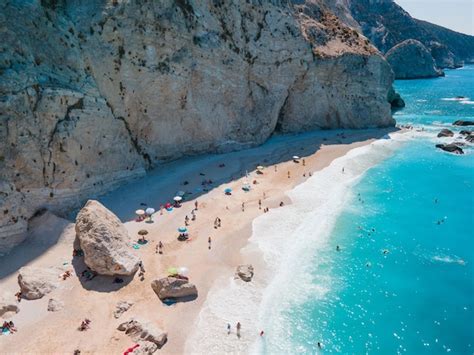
[0,0,395,253]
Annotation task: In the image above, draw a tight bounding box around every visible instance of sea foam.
[185,132,411,354]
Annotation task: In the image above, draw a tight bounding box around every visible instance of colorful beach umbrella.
[178,266,189,275]
[145,207,155,215]
[138,229,148,236]
[167,267,178,275]
[165,202,172,209]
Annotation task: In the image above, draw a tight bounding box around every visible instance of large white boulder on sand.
[75,200,139,276]
[18,266,60,300]
[150,277,198,300]
[117,318,167,349]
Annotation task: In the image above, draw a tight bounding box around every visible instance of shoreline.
[0,127,398,354]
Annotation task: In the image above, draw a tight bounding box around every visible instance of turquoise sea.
[261,66,474,353]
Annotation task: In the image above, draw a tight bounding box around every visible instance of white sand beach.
[0,128,396,354]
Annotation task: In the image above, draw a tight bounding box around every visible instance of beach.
[0,128,396,354]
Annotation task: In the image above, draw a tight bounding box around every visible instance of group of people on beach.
[1,321,17,334]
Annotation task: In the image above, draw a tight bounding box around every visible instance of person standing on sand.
[302,159,306,166]
[342,167,345,173]
[158,241,163,254]
[195,201,198,210]
[288,171,290,178]
[274,165,277,172]
[236,322,241,338]
[258,199,262,209]
[227,323,231,334]
[185,215,189,226]
[242,202,245,212]
[208,236,212,250]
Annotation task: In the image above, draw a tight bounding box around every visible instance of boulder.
[47,298,64,312]
[114,301,133,319]
[459,130,472,136]
[387,87,405,110]
[437,129,454,138]
[236,265,254,282]
[436,144,464,155]
[466,134,474,143]
[150,277,198,300]
[0,294,19,318]
[117,318,167,349]
[75,200,140,276]
[386,39,443,79]
[18,266,60,300]
[453,120,474,126]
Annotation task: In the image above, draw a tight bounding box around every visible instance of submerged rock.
[453,120,474,126]
[75,200,140,276]
[18,266,60,300]
[437,129,454,138]
[236,265,254,282]
[117,318,167,349]
[436,143,464,155]
[151,277,198,300]
[386,39,443,79]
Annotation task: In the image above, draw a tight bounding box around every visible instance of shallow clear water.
[262,67,474,354]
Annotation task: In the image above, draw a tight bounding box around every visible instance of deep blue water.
[271,66,474,353]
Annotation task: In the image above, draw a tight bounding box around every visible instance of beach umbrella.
[176,191,186,197]
[135,209,145,216]
[257,165,264,170]
[145,207,155,215]
[173,196,183,202]
[178,266,189,276]
[167,267,178,275]
[292,155,300,160]
[138,229,148,236]
[224,188,232,194]
[165,202,172,209]
[178,227,188,233]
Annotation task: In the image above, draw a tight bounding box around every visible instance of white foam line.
[185,132,411,355]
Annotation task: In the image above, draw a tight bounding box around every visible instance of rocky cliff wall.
[0,0,395,253]
[348,0,474,69]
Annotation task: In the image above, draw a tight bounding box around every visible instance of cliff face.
[348,0,474,69]
[0,0,395,253]
[386,39,444,79]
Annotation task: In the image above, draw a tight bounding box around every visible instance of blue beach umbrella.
[224,188,232,194]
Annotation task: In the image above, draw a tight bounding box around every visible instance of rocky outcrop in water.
[437,129,454,138]
[236,264,254,282]
[75,200,140,276]
[453,120,474,127]
[386,40,443,79]
[348,0,474,70]
[0,1,398,252]
[436,143,464,155]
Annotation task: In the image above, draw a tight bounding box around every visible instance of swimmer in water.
[336,245,341,252]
